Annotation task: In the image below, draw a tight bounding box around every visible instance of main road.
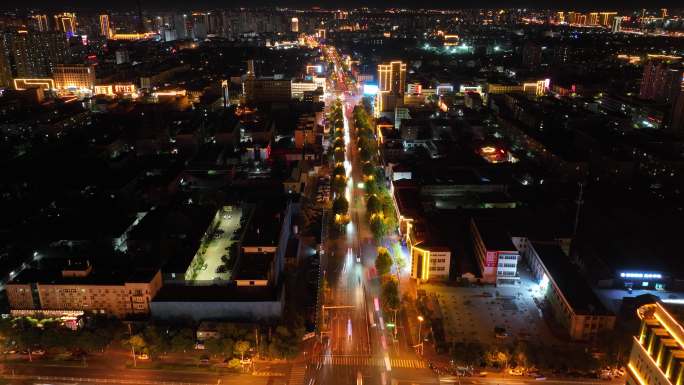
[309,45,437,385]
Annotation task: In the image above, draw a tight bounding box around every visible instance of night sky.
[2,0,682,12]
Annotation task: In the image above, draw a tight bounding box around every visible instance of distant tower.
[291,17,299,33]
[661,8,668,18]
[611,16,622,33]
[99,14,111,38]
[136,0,145,33]
[247,59,255,78]
[31,14,49,31]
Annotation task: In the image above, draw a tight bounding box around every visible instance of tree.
[381,278,400,313]
[332,164,346,177]
[170,328,195,353]
[367,194,382,215]
[334,147,346,162]
[332,197,349,215]
[375,247,393,276]
[234,340,250,361]
[227,358,242,370]
[362,162,376,178]
[126,334,147,357]
[370,215,387,241]
[332,175,347,195]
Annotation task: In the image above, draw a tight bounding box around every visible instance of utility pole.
[573,182,584,237]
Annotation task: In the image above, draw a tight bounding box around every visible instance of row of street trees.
[352,104,397,241]
[449,340,602,372]
[329,100,349,228]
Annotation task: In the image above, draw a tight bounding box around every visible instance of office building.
[291,17,299,33]
[3,29,68,78]
[99,14,111,38]
[470,218,519,286]
[54,13,77,38]
[376,61,406,113]
[627,302,684,385]
[53,64,96,91]
[526,242,615,340]
[640,61,683,103]
[6,259,163,318]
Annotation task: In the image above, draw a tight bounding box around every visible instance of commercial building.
[291,80,320,99]
[6,258,163,318]
[53,64,96,92]
[411,245,451,282]
[291,17,299,33]
[526,241,615,340]
[376,60,406,113]
[470,218,520,286]
[627,302,684,385]
[243,78,292,103]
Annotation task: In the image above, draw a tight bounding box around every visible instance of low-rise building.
[526,241,615,340]
[470,218,519,286]
[7,258,162,318]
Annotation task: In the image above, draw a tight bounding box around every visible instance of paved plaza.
[421,266,560,345]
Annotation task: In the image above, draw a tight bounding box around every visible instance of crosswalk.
[288,363,307,385]
[313,355,427,369]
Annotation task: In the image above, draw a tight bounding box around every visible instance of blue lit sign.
[363,84,379,95]
[620,272,662,279]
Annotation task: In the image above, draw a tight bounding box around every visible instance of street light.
[417,315,424,355]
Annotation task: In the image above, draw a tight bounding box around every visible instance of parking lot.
[192,206,244,281]
[421,266,560,345]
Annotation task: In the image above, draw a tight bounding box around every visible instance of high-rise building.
[291,17,299,33]
[671,91,684,136]
[522,41,542,69]
[556,12,565,23]
[53,64,96,91]
[0,37,12,87]
[377,60,406,113]
[99,14,111,38]
[31,14,49,32]
[612,16,622,33]
[115,49,130,65]
[639,60,683,103]
[661,8,668,18]
[588,12,599,25]
[247,59,256,78]
[3,29,69,78]
[599,12,618,26]
[378,61,406,94]
[54,12,77,38]
[627,302,684,385]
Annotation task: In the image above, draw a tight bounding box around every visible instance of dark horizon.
[1,0,682,13]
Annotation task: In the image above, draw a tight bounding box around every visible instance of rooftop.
[532,241,611,316]
[472,218,517,252]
